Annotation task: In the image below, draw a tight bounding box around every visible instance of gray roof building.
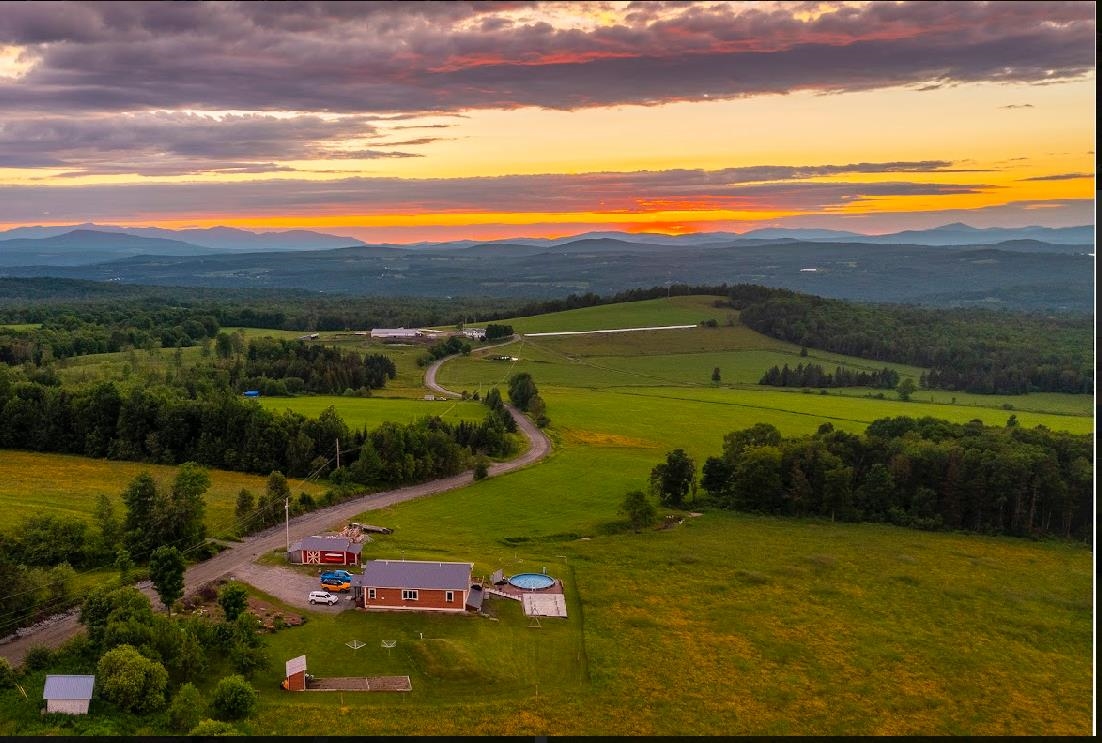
[290,536,363,554]
[43,675,95,714]
[43,675,96,702]
[359,559,473,590]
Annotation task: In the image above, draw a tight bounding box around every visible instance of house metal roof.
[43,675,95,701]
[297,536,362,554]
[360,559,472,590]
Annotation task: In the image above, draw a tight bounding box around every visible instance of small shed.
[284,655,307,691]
[288,536,363,566]
[43,675,95,715]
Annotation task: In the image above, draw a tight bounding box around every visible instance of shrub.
[0,657,16,688]
[23,645,52,671]
[169,682,203,732]
[188,719,241,736]
[473,457,490,481]
[96,644,168,713]
[210,674,258,721]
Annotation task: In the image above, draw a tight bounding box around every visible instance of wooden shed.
[288,536,362,566]
[283,655,307,692]
[43,675,95,715]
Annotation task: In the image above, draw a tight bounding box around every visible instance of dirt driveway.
[228,563,356,615]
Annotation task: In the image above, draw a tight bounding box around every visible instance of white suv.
[308,591,338,605]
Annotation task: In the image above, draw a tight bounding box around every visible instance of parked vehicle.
[320,577,351,592]
[308,591,338,605]
[320,569,353,582]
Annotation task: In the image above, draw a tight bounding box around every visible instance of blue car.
[320,569,353,582]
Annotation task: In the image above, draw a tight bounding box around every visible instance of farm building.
[42,675,95,715]
[288,536,363,566]
[460,327,486,340]
[370,328,421,339]
[352,559,476,613]
[283,655,308,691]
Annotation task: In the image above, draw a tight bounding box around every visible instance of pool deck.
[491,578,564,599]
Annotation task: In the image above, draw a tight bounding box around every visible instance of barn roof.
[359,559,472,590]
[298,536,362,554]
[43,675,95,701]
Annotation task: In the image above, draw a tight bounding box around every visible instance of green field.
[0,323,42,331]
[500,295,727,333]
[236,481,1091,735]
[0,451,327,539]
[257,395,489,431]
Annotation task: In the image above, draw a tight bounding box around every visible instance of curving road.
[0,345,551,666]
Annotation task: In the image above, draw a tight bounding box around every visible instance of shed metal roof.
[298,536,362,554]
[285,655,307,677]
[360,559,472,590]
[43,675,95,701]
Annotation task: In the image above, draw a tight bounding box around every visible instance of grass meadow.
[257,395,489,432]
[1,297,1093,735]
[0,450,327,539]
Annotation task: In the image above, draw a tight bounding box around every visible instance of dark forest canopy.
[700,418,1093,541]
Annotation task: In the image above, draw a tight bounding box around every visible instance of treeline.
[729,285,1092,395]
[699,417,1092,539]
[234,338,396,395]
[0,307,220,365]
[416,335,472,367]
[0,373,514,479]
[0,277,526,337]
[759,362,900,389]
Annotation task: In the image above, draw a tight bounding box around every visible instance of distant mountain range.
[384,223,1093,250]
[0,223,365,253]
[0,222,1091,311]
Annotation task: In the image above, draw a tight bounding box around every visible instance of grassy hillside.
[503,294,724,333]
[0,451,327,539]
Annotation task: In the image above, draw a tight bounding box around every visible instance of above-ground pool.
[508,572,556,590]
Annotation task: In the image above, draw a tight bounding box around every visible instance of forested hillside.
[728,285,1092,395]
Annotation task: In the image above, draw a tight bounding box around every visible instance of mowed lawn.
[0,451,327,538]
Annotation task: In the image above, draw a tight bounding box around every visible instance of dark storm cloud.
[0,1,1093,115]
[0,162,996,221]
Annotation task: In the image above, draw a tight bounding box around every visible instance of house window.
[402,589,418,601]
[367,589,376,600]
[445,591,454,603]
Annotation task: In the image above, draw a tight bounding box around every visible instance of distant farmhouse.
[289,536,362,566]
[370,328,422,339]
[460,327,486,340]
[351,560,478,613]
[43,675,95,715]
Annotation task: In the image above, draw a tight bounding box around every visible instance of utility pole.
[285,498,290,552]
[336,438,341,469]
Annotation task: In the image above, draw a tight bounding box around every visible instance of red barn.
[352,559,475,613]
[289,536,362,566]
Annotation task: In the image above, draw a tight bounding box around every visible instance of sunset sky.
[0,0,1095,243]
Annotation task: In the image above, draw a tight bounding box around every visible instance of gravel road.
[0,350,550,666]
